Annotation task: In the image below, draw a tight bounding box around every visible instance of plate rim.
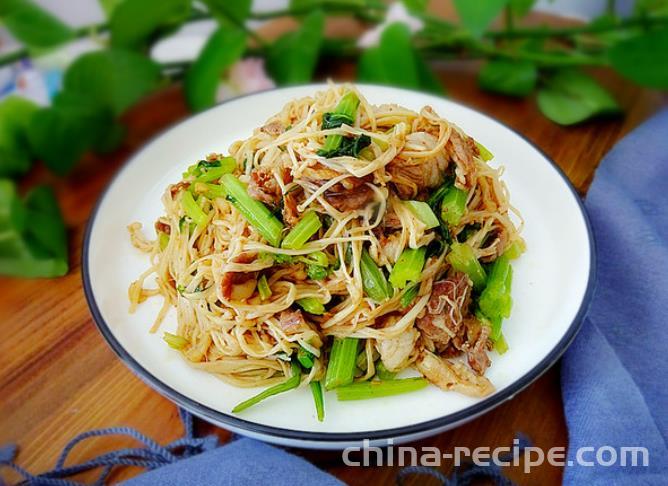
[82,83,596,443]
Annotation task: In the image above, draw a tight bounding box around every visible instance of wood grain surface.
[0,21,666,486]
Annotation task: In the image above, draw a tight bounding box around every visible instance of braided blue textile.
[397,434,530,486]
[0,408,218,485]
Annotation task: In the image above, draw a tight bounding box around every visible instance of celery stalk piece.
[404,201,440,229]
[158,232,169,251]
[258,274,272,300]
[375,361,396,380]
[324,337,359,390]
[476,141,494,161]
[298,347,315,369]
[310,381,325,422]
[180,191,209,228]
[446,242,487,291]
[360,249,392,302]
[297,297,325,315]
[495,333,509,354]
[440,187,468,226]
[192,161,235,183]
[220,174,284,247]
[389,247,426,289]
[163,332,188,350]
[232,361,301,413]
[336,378,428,401]
[478,255,513,319]
[504,239,526,260]
[281,211,322,250]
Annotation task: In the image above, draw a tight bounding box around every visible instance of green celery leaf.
[453,0,508,37]
[185,27,247,112]
[478,60,537,97]
[609,28,668,89]
[358,23,444,95]
[537,69,620,125]
[110,0,191,50]
[0,96,38,177]
[266,11,324,85]
[202,0,252,22]
[0,0,74,48]
[64,49,162,116]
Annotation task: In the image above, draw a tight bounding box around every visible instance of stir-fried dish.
[128,84,524,420]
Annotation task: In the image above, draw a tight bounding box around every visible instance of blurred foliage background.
[0,0,667,278]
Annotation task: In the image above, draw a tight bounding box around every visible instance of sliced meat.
[416,273,472,352]
[220,253,258,300]
[377,327,419,372]
[248,169,281,206]
[278,309,309,335]
[261,120,284,136]
[283,187,303,226]
[170,181,190,198]
[387,132,449,198]
[416,351,494,397]
[155,219,171,235]
[445,129,478,188]
[324,181,374,212]
[466,321,491,375]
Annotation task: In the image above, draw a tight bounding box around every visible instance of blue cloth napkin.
[561,109,668,484]
[125,437,343,486]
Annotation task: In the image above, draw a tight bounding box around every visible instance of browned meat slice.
[248,169,281,206]
[278,309,308,335]
[155,219,171,235]
[387,156,447,199]
[445,129,479,188]
[416,273,472,351]
[416,351,494,397]
[261,120,284,136]
[170,181,190,198]
[220,253,258,300]
[324,180,375,212]
[283,187,303,226]
[465,320,491,375]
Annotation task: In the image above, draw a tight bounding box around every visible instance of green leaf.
[634,0,668,16]
[23,185,67,261]
[266,11,324,85]
[453,0,508,37]
[0,180,68,278]
[609,28,668,89]
[358,23,444,95]
[0,0,74,48]
[202,0,252,22]
[537,70,620,125]
[0,96,38,177]
[478,60,537,97]
[509,0,536,17]
[64,49,162,116]
[110,0,191,49]
[98,0,124,18]
[185,27,247,112]
[402,0,429,12]
[28,93,120,174]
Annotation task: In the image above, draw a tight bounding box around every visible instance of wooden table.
[1,43,665,486]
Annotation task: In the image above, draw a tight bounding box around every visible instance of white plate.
[83,84,594,449]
